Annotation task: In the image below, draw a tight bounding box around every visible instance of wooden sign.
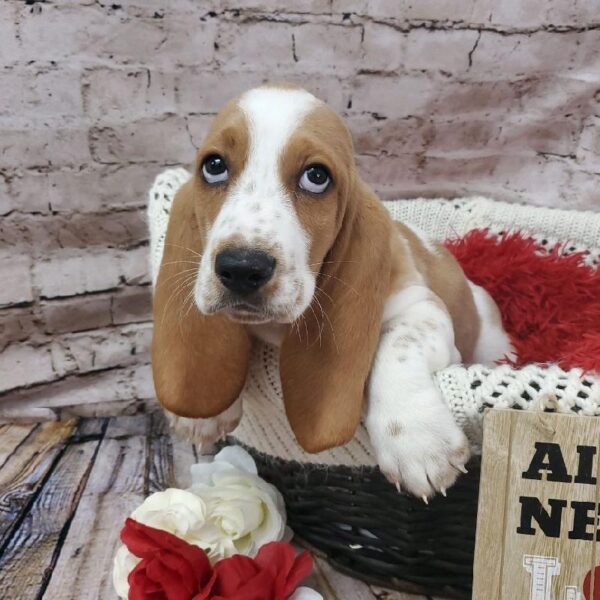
[473,409,600,600]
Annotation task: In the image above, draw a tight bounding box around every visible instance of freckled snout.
[215,248,276,296]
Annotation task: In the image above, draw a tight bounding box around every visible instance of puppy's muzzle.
[215,248,276,296]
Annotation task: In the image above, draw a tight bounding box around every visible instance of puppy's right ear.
[151,180,251,418]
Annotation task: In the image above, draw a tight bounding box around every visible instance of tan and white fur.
[151,84,513,500]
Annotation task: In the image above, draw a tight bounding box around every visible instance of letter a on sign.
[473,410,600,599]
[522,443,573,483]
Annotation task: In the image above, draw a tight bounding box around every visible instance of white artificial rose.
[189,446,288,561]
[112,544,140,599]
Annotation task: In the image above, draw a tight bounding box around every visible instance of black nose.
[215,248,276,295]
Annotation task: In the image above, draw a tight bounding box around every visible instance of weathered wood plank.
[472,409,514,599]
[148,411,197,492]
[0,422,101,599]
[59,398,152,419]
[43,415,149,600]
[0,422,37,470]
[70,417,107,440]
[0,420,76,549]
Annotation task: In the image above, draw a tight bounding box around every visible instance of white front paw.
[164,399,242,451]
[367,391,470,500]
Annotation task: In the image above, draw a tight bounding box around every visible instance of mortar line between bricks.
[201,10,600,34]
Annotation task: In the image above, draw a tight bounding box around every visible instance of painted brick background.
[0,0,599,417]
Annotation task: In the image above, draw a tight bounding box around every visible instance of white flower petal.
[190,460,235,487]
[132,489,206,519]
[214,445,258,474]
[112,545,140,599]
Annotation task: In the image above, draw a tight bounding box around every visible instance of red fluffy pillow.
[445,230,600,373]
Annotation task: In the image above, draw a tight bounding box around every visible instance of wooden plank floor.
[0,413,446,600]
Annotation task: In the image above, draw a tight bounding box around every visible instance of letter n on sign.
[473,409,600,600]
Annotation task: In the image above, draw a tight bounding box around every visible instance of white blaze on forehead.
[239,87,319,178]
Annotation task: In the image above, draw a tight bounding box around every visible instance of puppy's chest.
[248,322,286,347]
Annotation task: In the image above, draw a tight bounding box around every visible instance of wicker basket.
[247,448,481,599]
[149,171,600,598]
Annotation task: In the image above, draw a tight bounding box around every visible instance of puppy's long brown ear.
[151,181,251,418]
[280,180,393,452]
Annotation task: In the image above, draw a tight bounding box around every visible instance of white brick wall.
[0,0,598,409]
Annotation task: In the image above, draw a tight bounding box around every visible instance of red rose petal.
[254,542,313,599]
[212,554,260,596]
[282,551,313,598]
[207,542,314,600]
[145,555,199,600]
[213,568,275,600]
[128,562,165,600]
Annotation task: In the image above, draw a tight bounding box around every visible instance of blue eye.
[299,165,330,194]
[202,155,228,184]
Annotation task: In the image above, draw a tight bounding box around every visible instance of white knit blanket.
[149,169,600,466]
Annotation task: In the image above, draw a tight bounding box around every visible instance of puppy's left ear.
[280,180,393,453]
[152,180,252,419]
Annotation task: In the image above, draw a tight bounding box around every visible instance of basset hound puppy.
[152,84,513,500]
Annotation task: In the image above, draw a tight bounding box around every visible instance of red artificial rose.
[197,542,313,600]
[120,519,313,600]
[121,518,215,600]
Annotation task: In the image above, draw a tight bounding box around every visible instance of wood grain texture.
[0,421,100,598]
[147,411,197,493]
[472,408,514,599]
[43,416,148,600]
[0,422,36,469]
[473,409,600,600]
[0,420,76,548]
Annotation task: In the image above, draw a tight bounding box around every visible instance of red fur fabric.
[445,230,600,373]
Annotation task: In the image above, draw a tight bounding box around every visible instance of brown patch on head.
[191,99,250,239]
[279,103,355,275]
